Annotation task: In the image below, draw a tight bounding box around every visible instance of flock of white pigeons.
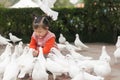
[0,32,119,80]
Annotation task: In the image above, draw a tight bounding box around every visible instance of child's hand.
[33,50,39,57]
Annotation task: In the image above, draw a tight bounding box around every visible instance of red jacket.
[29,31,57,54]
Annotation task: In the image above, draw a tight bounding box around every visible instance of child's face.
[34,27,48,37]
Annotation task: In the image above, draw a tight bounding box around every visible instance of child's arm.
[29,37,55,55]
[29,37,39,57]
[43,37,55,54]
[29,37,37,50]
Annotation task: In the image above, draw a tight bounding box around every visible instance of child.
[29,15,58,57]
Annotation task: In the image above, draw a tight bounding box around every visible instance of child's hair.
[32,15,51,30]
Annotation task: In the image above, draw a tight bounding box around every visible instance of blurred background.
[0,0,120,44]
[0,0,84,8]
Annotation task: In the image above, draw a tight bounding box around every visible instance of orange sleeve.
[29,37,37,50]
[43,37,55,54]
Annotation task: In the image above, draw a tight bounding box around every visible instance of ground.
[0,43,120,80]
[81,43,120,80]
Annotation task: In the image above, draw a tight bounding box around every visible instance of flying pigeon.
[36,0,58,21]
[41,0,56,8]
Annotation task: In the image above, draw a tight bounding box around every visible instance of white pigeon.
[71,72,85,80]
[93,60,111,77]
[49,48,70,70]
[0,35,10,45]
[18,48,35,78]
[58,33,66,44]
[17,46,30,65]
[65,41,82,51]
[0,40,10,46]
[36,0,58,21]
[115,36,120,48]
[0,34,11,42]
[99,46,111,62]
[42,0,56,8]
[113,47,120,63]
[9,33,22,44]
[50,47,65,59]
[74,34,89,49]
[57,43,66,51]
[47,52,69,69]
[65,44,92,60]
[2,45,20,80]
[0,43,13,61]
[76,60,97,73]
[32,59,48,80]
[12,45,21,58]
[84,71,104,80]
[0,53,11,79]
[71,66,86,80]
[37,47,46,67]
[65,54,80,78]
[18,41,24,56]
[32,47,48,80]
[46,57,68,80]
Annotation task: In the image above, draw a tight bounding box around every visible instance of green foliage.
[82,0,120,43]
[0,1,120,43]
[0,3,4,8]
[0,8,44,42]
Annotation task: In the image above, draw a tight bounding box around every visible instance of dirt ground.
[0,43,120,80]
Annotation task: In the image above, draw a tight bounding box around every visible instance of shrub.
[0,6,119,43]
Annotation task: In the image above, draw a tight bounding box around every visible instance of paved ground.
[81,43,120,80]
[0,43,120,80]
